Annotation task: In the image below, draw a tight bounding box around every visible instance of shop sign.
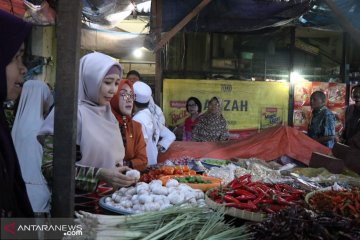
[163,79,289,132]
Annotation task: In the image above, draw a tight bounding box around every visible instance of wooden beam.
[152,0,163,105]
[52,0,82,217]
[154,0,212,52]
[322,0,360,46]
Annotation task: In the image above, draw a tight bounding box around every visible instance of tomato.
[188,170,197,175]
[182,165,190,172]
[140,174,151,183]
[174,169,184,175]
[162,168,174,175]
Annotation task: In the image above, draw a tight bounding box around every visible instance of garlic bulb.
[118,187,128,195]
[126,169,141,180]
[125,187,136,196]
[151,185,168,195]
[138,194,153,204]
[144,202,160,212]
[168,191,185,205]
[194,190,205,199]
[136,182,149,193]
[121,200,133,208]
[166,179,179,188]
[178,183,192,192]
[149,180,163,186]
[159,203,172,211]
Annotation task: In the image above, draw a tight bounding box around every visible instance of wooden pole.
[340,32,350,105]
[288,27,296,127]
[52,0,82,217]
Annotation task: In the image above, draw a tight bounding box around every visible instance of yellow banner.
[163,79,289,130]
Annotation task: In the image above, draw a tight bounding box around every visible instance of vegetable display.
[174,176,211,184]
[208,174,304,214]
[104,179,205,213]
[308,189,360,220]
[201,159,230,167]
[76,206,253,240]
[140,165,196,183]
[249,205,360,240]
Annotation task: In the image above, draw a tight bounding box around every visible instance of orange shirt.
[123,120,148,172]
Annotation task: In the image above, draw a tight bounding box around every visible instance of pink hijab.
[39,52,125,169]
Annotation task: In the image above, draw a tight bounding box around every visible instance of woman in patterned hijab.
[192,96,230,142]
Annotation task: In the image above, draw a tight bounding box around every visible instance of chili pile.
[208,174,304,213]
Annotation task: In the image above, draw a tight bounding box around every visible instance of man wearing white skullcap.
[133,81,175,165]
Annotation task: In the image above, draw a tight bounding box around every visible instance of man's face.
[310,94,324,110]
[352,87,360,107]
[6,43,27,101]
[127,74,140,83]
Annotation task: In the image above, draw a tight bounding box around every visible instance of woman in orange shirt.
[110,80,148,171]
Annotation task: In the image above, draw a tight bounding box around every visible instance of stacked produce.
[307,189,360,220]
[104,179,205,213]
[75,206,253,240]
[140,165,197,183]
[249,205,360,239]
[208,174,304,213]
[207,161,292,185]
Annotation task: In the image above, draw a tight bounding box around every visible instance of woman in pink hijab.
[38,52,136,211]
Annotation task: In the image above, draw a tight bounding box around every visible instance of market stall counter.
[159,126,331,165]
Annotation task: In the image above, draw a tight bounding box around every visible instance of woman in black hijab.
[0,10,34,217]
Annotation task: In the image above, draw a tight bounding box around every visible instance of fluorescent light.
[133,48,143,58]
[290,71,302,83]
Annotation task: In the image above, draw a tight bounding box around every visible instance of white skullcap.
[134,81,152,104]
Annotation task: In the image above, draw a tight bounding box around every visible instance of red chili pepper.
[209,190,221,201]
[346,204,357,213]
[252,182,270,191]
[253,194,265,205]
[277,183,304,194]
[259,199,274,204]
[238,174,252,183]
[254,186,270,198]
[229,179,242,189]
[235,195,257,201]
[225,190,235,196]
[274,190,292,198]
[243,185,258,194]
[223,195,241,205]
[234,189,254,197]
[273,195,292,205]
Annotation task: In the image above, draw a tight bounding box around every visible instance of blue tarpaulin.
[158,0,313,32]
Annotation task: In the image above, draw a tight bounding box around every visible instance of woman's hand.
[98,166,136,189]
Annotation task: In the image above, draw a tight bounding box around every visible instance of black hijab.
[0,10,33,217]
